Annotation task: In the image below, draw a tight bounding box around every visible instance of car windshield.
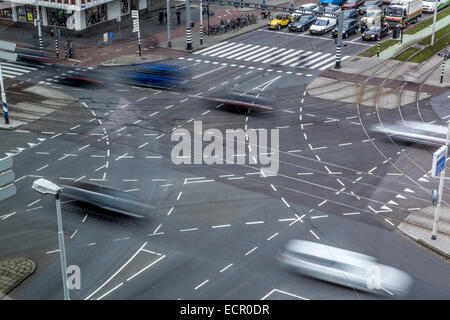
[345,0,358,3]
[368,26,381,31]
[386,7,403,16]
[315,19,327,26]
[325,7,337,12]
[366,11,380,17]
[366,1,378,5]
[275,14,284,19]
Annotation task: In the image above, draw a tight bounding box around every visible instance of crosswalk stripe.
[262,48,296,64]
[318,56,350,70]
[302,53,332,67]
[281,51,311,66]
[244,47,278,61]
[0,68,23,76]
[309,55,336,69]
[194,41,229,54]
[226,44,259,59]
[200,42,236,56]
[1,62,38,71]
[1,73,15,78]
[209,43,245,57]
[235,46,269,60]
[0,65,32,74]
[290,52,322,67]
[271,50,304,64]
[202,42,237,56]
[253,48,288,63]
[217,43,252,58]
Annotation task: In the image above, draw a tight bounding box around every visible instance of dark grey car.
[289,14,317,32]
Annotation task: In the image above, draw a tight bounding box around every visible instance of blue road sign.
[432,145,447,177]
[109,32,114,39]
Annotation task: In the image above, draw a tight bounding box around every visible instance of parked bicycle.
[207,14,260,36]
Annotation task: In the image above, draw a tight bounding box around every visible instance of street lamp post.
[0,64,9,125]
[32,178,70,300]
[431,1,438,47]
[167,0,171,48]
[200,0,204,45]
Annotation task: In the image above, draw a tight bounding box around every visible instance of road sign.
[109,32,114,39]
[432,145,447,177]
[131,10,139,19]
[103,32,108,43]
[133,19,139,33]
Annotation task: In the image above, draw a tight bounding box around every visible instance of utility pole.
[431,120,450,240]
[132,10,141,56]
[200,0,204,45]
[207,5,210,36]
[186,0,193,50]
[431,1,438,47]
[167,0,171,47]
[441,43,448,84]
[0,65,9,125]
[35,0,43,52]
[54,24,59,58]
[334,10,344,69]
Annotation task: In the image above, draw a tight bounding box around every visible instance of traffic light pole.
[186,0,193,50]
[200,0,204,45]
[167,0,172,47]
[35,0,43,52]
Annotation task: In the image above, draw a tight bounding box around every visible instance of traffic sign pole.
[0,64,9,125]
[132,10,141,56]
[167,0,171,48]
[431,120,450,240]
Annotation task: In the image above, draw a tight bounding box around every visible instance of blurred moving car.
[268,13,292,30]
[370,121,447,146]
[192,90,274,111]
[278,240,413,297]
[362,23,389,40]
[332,18,360,38]
[16,48,56,64]
[58,68,106,87]
[120,63,189,89]
[62,181,155,218]
[310,17,337,34]
[289,14,317,32]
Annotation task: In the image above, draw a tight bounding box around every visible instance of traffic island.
[0,119,25,131]
[0,258,36,299]
[398,206,450,259]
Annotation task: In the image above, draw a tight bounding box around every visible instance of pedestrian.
[176,10,181,25]
[159,11,164,25]
[164,11,167,24]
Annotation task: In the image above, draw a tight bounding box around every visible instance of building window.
[121,0,130,15]
[85,4,107,26]
[16,5,36,23]
[47,8,68,27]
[0,8,13,19]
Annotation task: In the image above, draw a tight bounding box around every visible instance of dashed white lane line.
[266,232,279,241]
[167,206,174,216]
[82,214,88,223]
[281,197,290,208]
[212,224,231,228]
[245,246,258,256]
[36,164,48,172]
[27,199,41,207]
[342,212,360,216]
[245,221,264,225]
[177,191,183,201]
[384,218,394,226]
[220,263,233,273]
[194,279,210,290]
[0,212,16,220]
[180,228,198,232]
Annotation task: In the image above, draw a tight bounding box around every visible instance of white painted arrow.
[0,212,16,220]
[403,188,415,193]
[419,177,429,182]
[395,194,407,199]
[37,138,46,142]
[388,200,399,206]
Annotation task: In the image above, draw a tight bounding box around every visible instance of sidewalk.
[398,206,450,259]
[0,258,36,299]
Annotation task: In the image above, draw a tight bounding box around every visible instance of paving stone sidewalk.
[0,258,36,299]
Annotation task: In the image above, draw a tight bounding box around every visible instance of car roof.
[285,240,377,265]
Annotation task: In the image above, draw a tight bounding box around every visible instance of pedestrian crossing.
[194,41,350,71]
[0,60,40,79]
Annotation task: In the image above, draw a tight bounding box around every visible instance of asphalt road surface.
[1,24,450,300]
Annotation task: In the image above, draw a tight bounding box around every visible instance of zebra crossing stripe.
[290,52,322,67]
[272,50,304,64]
[225,44,256,59]
[244,47,278,61]
[319,55,350,70]
[308,55,336,69]
[0,65,33,74]
[262,48,296,64]
[194,41,229,55]
[201,42,237,56]
[235,46,269,60]
[279,50,307,65]
[252,48,287,62]
[216,43,249,58]
[1,62,38,71]
[301,53,332,67]
[227,45,259,59]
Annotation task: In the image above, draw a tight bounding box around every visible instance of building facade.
[0,0,158,31]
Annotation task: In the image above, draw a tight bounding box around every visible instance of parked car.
[292,3,320,19]
[268,13,292,30]
[362,23,389,40]
[324,4,342,12]
[289,14,317,31]
[342,0,366,9]
[359,0,384,14]
[277,240,413,297]
[332,18,360,38]
[309,17,337,34]
[343,8,360,19]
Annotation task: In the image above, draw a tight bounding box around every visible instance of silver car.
[277,240,413,297]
